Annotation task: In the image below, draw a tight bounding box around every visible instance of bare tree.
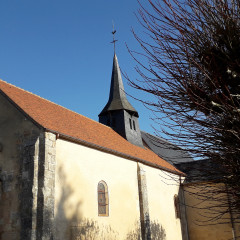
[128,0,240,224]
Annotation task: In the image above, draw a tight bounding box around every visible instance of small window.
[174,195,180,219]
[133,120,136,130]
[98,181,109,216]
[129,118,132,129]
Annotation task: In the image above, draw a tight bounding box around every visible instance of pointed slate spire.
[99,53,139,117]
[99,53,143,147]
[99,26,143,147]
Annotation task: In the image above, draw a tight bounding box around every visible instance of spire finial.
[111,21,118,53]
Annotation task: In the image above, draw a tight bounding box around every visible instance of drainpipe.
[226,185,236,240]
[179,176,190,240]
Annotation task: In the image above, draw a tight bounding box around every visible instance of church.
[0,52,238,240]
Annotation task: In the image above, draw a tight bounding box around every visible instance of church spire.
[98,28,143,147]
[99,53,138,116]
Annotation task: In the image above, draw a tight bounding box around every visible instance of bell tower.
[99,29,143,147]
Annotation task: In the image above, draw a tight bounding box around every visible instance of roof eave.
[45,128,185,176]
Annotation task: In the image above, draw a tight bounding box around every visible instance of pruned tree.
[128,0,240,225]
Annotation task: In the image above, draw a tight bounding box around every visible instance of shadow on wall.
[71,220,119,240]
[54,165,81,239]
[126,221,166,240]
[150,221,166,240]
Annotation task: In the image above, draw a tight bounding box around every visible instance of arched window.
[98,181,109,216]
[174,194,180,219]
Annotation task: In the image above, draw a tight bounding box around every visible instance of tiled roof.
[0,79,183,175]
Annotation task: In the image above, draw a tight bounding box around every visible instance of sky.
[0,0,159,135]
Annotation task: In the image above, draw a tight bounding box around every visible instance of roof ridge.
[0,79,112,130]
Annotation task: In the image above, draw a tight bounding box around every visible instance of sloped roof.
[141,131,193,164]
[0,79,183,175]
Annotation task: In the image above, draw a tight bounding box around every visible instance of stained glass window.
[98,181,109,216]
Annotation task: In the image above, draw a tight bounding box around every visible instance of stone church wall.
[0,93,57,240]
[141,163,183,240]
[54,139,184,240]
[55,139,141,240]
[0,93,42,240]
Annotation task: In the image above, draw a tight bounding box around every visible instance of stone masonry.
[36,132,56,240]
[19,131,56,240]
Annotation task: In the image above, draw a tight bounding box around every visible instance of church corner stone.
[19,130,57,240]
[36,132,56,240]
[137,163,151,240]
[14,129,56,240]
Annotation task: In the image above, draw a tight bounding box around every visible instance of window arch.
[98,181,109,216]
[174,194,180,219]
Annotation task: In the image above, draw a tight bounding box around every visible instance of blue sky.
[0,0,159,135]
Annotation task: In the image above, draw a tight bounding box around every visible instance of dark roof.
[141,131,193,165]
[99,54,138,116]
[175,160,223,183]
[0,79,184,175]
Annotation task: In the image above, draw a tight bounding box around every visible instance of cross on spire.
[111,21,118,53]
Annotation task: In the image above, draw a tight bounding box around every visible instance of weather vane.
[111,21,118,53]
